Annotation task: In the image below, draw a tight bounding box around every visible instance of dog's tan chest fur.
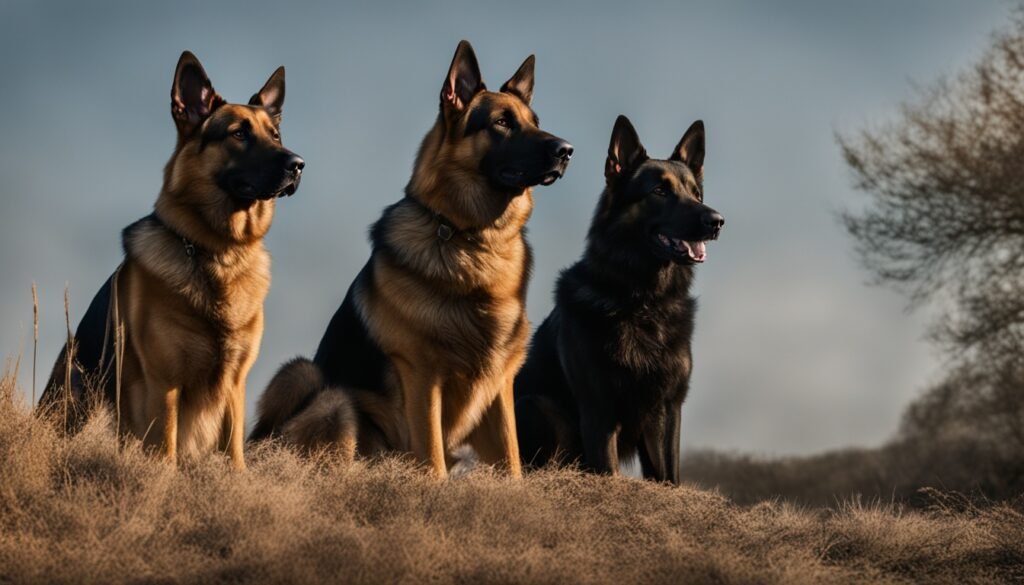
[118,220,269,458]
[360,196,531,448]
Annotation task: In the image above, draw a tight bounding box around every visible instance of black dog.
[514,115,723,484]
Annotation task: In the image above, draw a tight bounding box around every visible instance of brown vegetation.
[1,372,1022,584]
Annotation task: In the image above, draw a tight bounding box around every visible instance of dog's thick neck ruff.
[122,214,213,302]
[149,212,200,258]
[584,230,696,300]
[121,213,271,323]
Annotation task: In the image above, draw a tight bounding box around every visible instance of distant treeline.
[683,402,1024,508]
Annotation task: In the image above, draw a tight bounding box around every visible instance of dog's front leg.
[579,410,619,475]
[141,367,179,463]
[397,362,446,478]
[639,406,668,482]
[162,386,180,464]
[225,384,247,471]
[664,398,683,485]
[467,378,523,478]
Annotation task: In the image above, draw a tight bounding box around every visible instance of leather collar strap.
[149,213,199,258]
[404,196,475,243]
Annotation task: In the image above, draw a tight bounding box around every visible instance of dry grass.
[1,372,1022,584]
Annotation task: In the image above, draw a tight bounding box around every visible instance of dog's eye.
[652,186,667,196]
[494,118,511,128]
[231,130,247,142]
[272,131,281,143]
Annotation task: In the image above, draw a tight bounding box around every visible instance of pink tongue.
[690,241,706,260]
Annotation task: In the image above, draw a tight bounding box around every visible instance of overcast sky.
[0,0,1012,455]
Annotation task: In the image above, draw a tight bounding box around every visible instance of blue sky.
[0,0,1011,455]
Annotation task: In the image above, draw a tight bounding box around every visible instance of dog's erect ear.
[249,66,286,122]
[670,120,705,181]
[500,54,535,105]
[171,51,225,135]
[605,115,648,183]
[441,40,485,112]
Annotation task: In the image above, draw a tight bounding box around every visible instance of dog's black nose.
[701,210,724,230]
[286,155,305,174]
[549,139,574,161]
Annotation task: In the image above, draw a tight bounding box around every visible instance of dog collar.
[149,213,199,258]
[405,197,474,243]
[435,215,457,242]
[434,212,478,243]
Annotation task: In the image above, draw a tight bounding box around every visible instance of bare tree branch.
[842,8,1024,450]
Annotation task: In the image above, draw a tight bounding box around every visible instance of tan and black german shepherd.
[249,41,572,478]
[38,51,304,470]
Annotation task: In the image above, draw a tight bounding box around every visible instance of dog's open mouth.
[539,170,563,186]
[235,181,298,201]
[275,182,299,198]
[655,233,707,263]
[499,168,564,188]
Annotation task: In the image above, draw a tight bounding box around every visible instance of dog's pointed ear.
[249,66,286,122]
[170,51,225,135]
[500,54,535,105]
[605,115,648,183]
[670,120,705,181]
[441,40,485,112]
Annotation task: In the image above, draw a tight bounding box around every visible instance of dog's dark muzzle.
[549,138,574,163]
[225,152,305,201]
[542,139,574,185]
[540,138,573,185]
[498,137,574,188]
[701,209,724,240]
[276,153,305,198]
[650,206,724,265]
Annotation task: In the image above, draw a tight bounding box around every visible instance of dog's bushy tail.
[249,357,358,463]
[249,357,323,441]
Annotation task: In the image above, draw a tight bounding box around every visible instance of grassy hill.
[1,372,1022,584]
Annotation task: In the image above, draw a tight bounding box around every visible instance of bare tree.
[840,11,1024,355]
[841,9,1024,452]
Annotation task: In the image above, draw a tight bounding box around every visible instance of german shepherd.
[38,51,304,470]
[249,41,572,478]
[514,115,723,484]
